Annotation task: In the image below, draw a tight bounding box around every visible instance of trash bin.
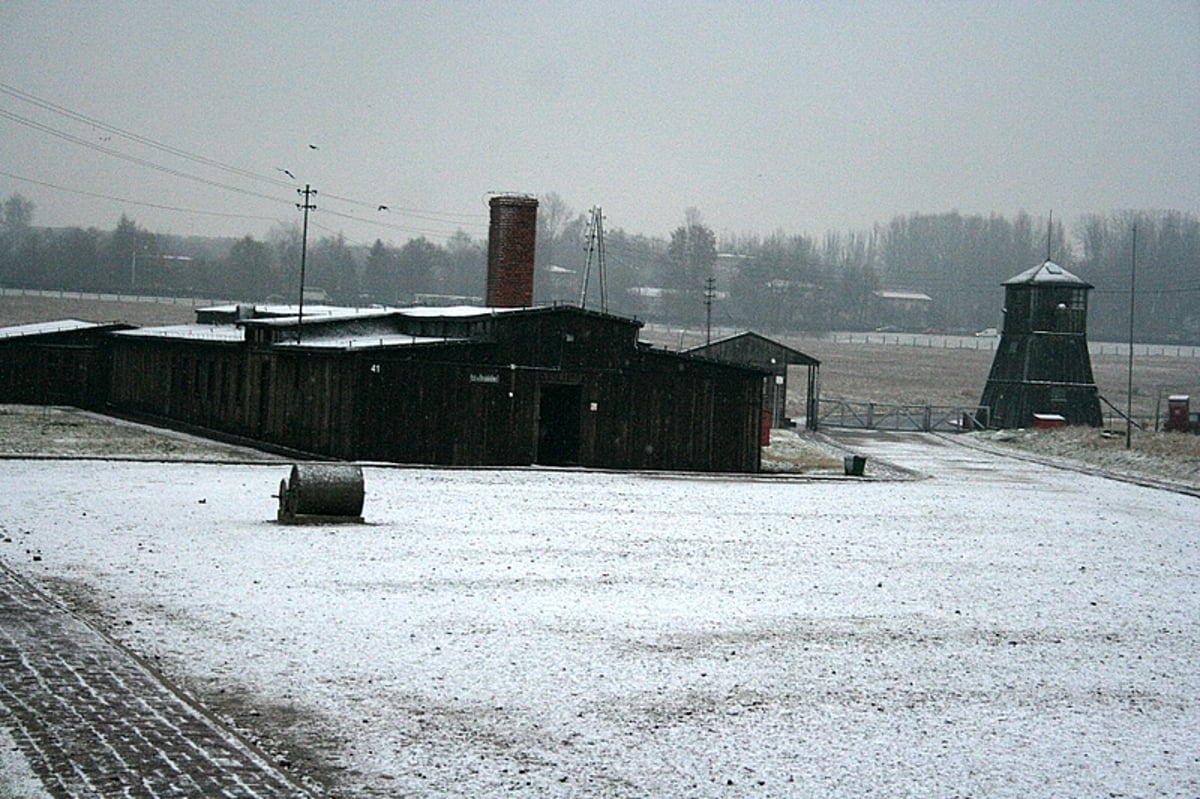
[843,455,867,476]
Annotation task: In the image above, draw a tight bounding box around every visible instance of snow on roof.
[275,333,468,350]
[241,308,400,328]
[0,319,103,340]
[874,290,933,302]
[398,305,520,318]
[1003,260,1092,287]
[223,304,520,327]
[198,303,392,317]
[114,324,246,342]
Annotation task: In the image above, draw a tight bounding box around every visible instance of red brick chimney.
[485,194,538,308]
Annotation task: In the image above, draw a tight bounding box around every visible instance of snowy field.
[2,433,1199,797]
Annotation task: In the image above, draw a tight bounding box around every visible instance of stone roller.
[277,463,364,523]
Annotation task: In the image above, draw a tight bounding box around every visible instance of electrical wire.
[0,82,291,189]
[1,82,488,235]
[0,169,282,222]
[0,108,290,206]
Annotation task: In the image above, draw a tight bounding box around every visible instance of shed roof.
[686,331,820,367]
[1003,260,1092,288]
[274,335,467,350]
[113,324,247,343]
[0,319,133,341]
[874,290,933,302]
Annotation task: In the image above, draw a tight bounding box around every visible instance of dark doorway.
[537,384,582,465]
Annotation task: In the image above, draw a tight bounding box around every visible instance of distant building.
[872,290,933,331]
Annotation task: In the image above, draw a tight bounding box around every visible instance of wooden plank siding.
[0,326,128,408]
[0,343,111,407]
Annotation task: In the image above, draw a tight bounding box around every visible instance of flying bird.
[308,144,319,150]
[378,205,389,211]
[277,168,296,179]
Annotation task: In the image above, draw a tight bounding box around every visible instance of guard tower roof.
[1002,260,1092,288]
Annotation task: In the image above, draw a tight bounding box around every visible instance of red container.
[1032,413,1066,429]
[1166,395,1190,432]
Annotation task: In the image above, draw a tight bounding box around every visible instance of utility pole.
[579,208,596,309]
[1046,210,1053,261]
[296,184,317,343]
[578,206,609,313]
[595,208,608,313]
[1126,224,1137,449]
[704,276,716,346]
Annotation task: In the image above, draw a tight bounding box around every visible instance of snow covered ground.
[2,433,1198,797]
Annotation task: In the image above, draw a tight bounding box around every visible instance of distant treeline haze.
[1,192,1196,344]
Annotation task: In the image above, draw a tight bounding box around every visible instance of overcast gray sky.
[2,1,1197,246]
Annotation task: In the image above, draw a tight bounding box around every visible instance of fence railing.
[0,286,235,307]
[824,331,1200,359]
[817,398,988,432]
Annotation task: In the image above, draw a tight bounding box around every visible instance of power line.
[1,82,489,236]
[0,169,282,223]
[0,107,289,206]
[317,206,484,239]
[0,82,290,189]
[318,189,480,223]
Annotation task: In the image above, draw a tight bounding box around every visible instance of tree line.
[2,191,1196,343]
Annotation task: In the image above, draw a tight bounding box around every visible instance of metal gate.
[817,399,989,432]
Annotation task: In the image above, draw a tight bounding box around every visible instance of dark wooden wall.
[64,307,765,472]
[108,348,761,470]
[1,339,112,408]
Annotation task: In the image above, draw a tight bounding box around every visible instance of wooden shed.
[686,331,821,430]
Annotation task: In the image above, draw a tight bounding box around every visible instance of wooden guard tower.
[979,260,1102,428]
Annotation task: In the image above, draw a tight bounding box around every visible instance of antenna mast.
[578,206,608,312]
[704,276,716,346]
[1046,210,1053,261]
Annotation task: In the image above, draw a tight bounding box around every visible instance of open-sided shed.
[686,331,821,430]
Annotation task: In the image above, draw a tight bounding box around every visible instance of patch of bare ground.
[974,426,1200,492]
[0,405,283,461]
[0,294,200,327]
[760,428,845,474]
